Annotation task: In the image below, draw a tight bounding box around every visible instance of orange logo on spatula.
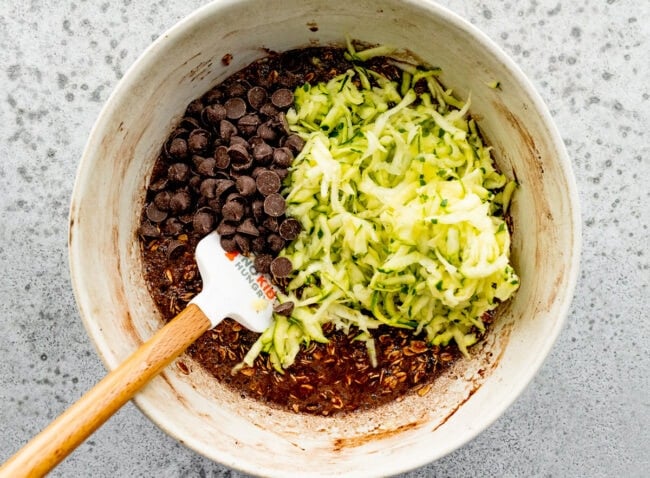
[225,250,239,261]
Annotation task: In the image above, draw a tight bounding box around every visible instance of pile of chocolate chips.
[138,81,306,282]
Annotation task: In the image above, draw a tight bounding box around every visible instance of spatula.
[0,231,275,477]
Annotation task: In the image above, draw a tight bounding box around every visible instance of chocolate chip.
[271,88,294,108]
[202,104,227,126]
[272,147,293,167]
[193,210,214,235]
[220,236,238,253]
[264,193,286,217]
[167,240,187,260]
[228,142,250,164]
[199,178,218,198]
[214,145,230,169]
[168,163,190,183]
[248,135,264,147]
[251,236,267,254]
[216,220,237,236]
[237,114,260,136]
[234,234,251,255]
[153,190,171,211]
[168,137,188,159]
[163,132,187,148]
[162,217,184,235]
[247,86,268,110]
[225,97,247,119]
[257,121,277,142]
[169,190,192,214]
[270,256,292,278]
[188,129,210,153]
[259,102,279,117]
[222,200,245,222]
[148,178,168,192]
[230,135,249,147]
[227,82,246,97]
[252,142,273,164]
[254,253,273,274]
[146,202,168,223]
[214,179,235,197]
[279,218,301,240]
[267,233,285,253]
[191,154,205,169]
[138,221,160,238]
[256,170,281,196]
[236,218,260,236]
[284,134,305,153]
[236,175,257,196]
[262,216,279,233]
[273,301,294,317]
[196,157,217,177]
[203,88,223,104]
[230,153,253,172]
[276,112,291,134]
[219,120,237,141]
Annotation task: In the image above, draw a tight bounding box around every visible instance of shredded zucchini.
[241,44,519,372]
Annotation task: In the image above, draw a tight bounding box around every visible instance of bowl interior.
[68,0,580,476]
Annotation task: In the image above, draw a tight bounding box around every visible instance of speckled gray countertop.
[0,0,648,476]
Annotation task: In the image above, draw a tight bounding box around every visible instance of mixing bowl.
[68,0,581,475]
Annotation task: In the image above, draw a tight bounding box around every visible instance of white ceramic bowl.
[69,0,581,476]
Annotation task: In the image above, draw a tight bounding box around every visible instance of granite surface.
[0,0,647,476]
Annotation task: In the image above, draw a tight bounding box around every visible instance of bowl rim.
[68,0,582,475]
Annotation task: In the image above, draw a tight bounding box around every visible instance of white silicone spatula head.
[190,230,275,332]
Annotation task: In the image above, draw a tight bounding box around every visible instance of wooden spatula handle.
[0,303,211,478]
